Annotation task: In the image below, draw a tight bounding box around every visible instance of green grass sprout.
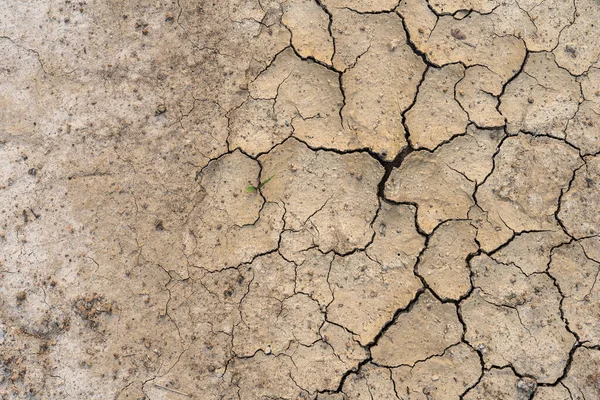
[246,174,275,194]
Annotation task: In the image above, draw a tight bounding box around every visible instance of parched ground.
[1,0,600,399]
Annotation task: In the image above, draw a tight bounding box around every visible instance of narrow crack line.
[491,363,539,383]
[372,341,463,369]
[536,341,581,387]
[342,44,372,73]
[549,0,577,54]
[249,45,292,85]
[314,0,336,66]
[453,65,472,121]
[411,225,448,302]
[446,163,476,184]
[316,357,372,395]
[563,383,577,400]
[388,367,401,399]
[403,65,430,149]
[173,0,230,55]
[458,347,485,399]
[284,21,343,74]
[290,134,384,163]
[496,50,530,115]
[224,99,248,153]
[518,130,583,155]
[555,161,586,241]
[485,228,557,259]
[454,239,483,304]
[579,246,600,300]
[366,288,426,351]
[396,12,439,68]
[337,71,347,130]
[477,292,534,337]
[521,70,555,91]
[320,319,362,343]
[543,247,583,387]
[472,129,510,203]
[339,2,402,15]
[0,36,47,75]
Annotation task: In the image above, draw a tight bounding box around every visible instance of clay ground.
[1,0,600,399]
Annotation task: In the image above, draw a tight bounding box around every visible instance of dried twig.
[154,383,191,397]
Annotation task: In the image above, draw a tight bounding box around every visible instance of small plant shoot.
[246,174,275,194]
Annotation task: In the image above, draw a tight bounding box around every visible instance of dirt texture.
[1,0,600,399]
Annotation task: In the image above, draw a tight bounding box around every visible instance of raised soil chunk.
[340,363,398,399]
[385,148,475,233]
[371,291,463,367]
[549,240,600,346]
[553,0,600,75]
[282,0,334,65]
[260,138,383,254]
[327,251,422,346]
[340,12,426,160]
[366,202,425,269]
[399,0,526,83]
[492,230,570,275]
[476,134,582,232]
[558,155,600,238]
[324,203,425,344]
[418,220,478,301]
[391,343,482,400]
[249,48,345,153]
[188,151,284,271]
[433,124,505,183]
[462,255,576,383]
[500,52,581,137]
[464,367,536,400]
[455,66,505,128]
[406,64,469,150]
[562,347,600,399]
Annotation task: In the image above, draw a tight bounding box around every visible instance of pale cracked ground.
[2,0,600,399]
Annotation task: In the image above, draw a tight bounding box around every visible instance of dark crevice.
[339,1,402,15]
[376,146,414,198]
[396,14,439,68]
[314,0,336,66]
[496,50,530,116]
[555,162,586,241]
[318,289,427,395]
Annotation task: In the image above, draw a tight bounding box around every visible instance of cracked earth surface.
[1,0,600,399]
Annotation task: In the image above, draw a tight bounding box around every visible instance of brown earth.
[1,0,600,399]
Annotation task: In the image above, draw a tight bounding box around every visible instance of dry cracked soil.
[1,0,600,399]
